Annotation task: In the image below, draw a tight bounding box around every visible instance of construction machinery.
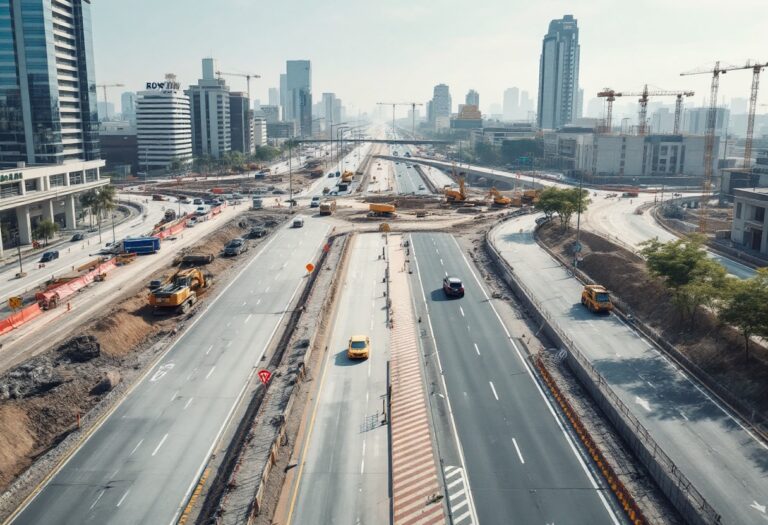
[581,285,613,313]
[215,70,261,101]
[521,189,541,205]
[95,82,125,120]
[487,187,512,206]
[149,267,211,314]
[341,170,354,183]
[444,175,467,203]
[369,203,396,217]
[681,60,768,232]
[597,85,694,135]
[319,200,337,216]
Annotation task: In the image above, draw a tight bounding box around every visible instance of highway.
[301,142,372,198]
[491,214,768,525]
[392,159,430,195]
[10,216,330,525]
[409,232,620,525]
[287,233,390,524]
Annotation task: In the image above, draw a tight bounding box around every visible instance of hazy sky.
[93,0,767,119]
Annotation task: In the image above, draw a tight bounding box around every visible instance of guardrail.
[484,223,722,525]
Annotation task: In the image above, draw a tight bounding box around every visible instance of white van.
[292,217,304,228]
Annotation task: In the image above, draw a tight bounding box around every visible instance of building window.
[0,183,21,199]
[85,169,98,182]
[660,146,668,155]
[25,179,39,192]
[69,171,83,185]
[756,206,766,222]
[50,174,66,188]
[736,202,742,219]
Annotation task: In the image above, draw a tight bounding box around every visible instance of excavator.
[487,187,512,206]
[444,173,467,203]
[149,267,212,314]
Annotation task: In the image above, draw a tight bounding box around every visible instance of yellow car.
[347,335,370,359]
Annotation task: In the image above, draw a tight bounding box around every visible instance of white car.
[187,217,197,227]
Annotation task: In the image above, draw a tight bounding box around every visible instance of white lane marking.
[646,381,655,389]
[129,439,143,456]
[474,343,480,355]
[440,258,444,265]
[170,390,178,402]
[512,437,525,464]
[184,398,193,410]
[150,363,174,382]
[444,271,448,277]
[360,459,365,474]
[89,490,105,510]
[116,488,130,507]
[635,396,651,411]
[265,286,270,293]
[366,391,369,404]
[489,381,499,401]
[256,299,261,306]
[226,322,231,328]
[110,468,120,479]
[242,301,247,306]
[152,434,168,456]
[206,345,213,355]
[679,410,689,421]
[459,306,465,317]
[245,313,253,323]
[226,341,232,348]
[205,366,216,380]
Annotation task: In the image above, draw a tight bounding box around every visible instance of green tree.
[79,189,98,230]
[93,186,117,242]
[719,269,768,359]
[640,235,727,319]
[535,187,561,221]
[534,187,590,229]
[34,219,59,246]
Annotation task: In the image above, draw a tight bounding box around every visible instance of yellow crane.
[215,71,261,101]
[597,86,694,134]
[95,82,125,120]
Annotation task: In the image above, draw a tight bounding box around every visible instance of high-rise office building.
[268,87,280,107]
[286,60,312,136]
[431,84,452,128]
[0,0,100,166]
[229,92,253,154]
[520,90,533,120]
[136,74,193,173]
[279,74,287,120]
[259,105,280,123]
[466,89,479,107]
[537,14,580,130]
[186,58,231,158]
[121,92,137,124]
[322,92,342,136]
[503,88,519,120]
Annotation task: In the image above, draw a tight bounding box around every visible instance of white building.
[136,76,193,173]
[186,58,231,159]
[431,84,452,125]
[253,117,267,147]
[731,188,768,255]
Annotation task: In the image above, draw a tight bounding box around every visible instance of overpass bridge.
[294,139,453,145]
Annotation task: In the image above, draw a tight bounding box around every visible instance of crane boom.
[215,71,261,101]
[95,83,124,121]
[597,86,693,135]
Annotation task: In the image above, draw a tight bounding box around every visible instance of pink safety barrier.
[36,258,117,308]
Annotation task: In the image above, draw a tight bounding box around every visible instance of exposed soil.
[0,210,288,495]
[538,222,768,419]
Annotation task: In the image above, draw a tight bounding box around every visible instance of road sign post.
[257,369,272,385]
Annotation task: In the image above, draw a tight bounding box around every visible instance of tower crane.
[215,71,261,101]
[95,83,124,121]
[681,60,768,233]
[376,102,424,137]
[597,86,694,135]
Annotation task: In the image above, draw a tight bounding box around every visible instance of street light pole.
[16,233,23,276]
[574,169,584,268]
[288,139,293,208]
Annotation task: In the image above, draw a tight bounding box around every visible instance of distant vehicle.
[535,216,550,226]
[292,217,304,228]
[337,182,349,192]
[418,185,425,190]
[195,206,208,215]
[287,198,297,206]
[404,152,411,158]
[152,194,165,201]
[272,189,286,195]
[392,152,399,157]
[70,232,85,242]
[40,251,59,263]
[252,197,263,209]
[319,200,336,216]
[347,334,370,359]
[187,217,197,227]
[193,198,203,205]
[224,238,247,256]
[581,285,613,313]
[310,196,321,208]
[179,196,191,204]
[442,276,464,298]
[622,192,639,198]
[327,173,335,178]
[248,227,266,238]
[164,209,177,222]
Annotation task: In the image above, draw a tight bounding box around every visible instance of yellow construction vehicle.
[341,170,354,183]
[444,176,467,203]
[369,203,396,217]
[581,285,613,313]
[319,200,337,216]
[522,189,541,205]
[487,187,512,206]
[149,267,212,314]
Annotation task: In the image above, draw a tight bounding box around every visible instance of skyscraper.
[121,92,137,124]
[268,87,280,107]
[186,58,231,158]
[520,90,533,120]
[229,92,254,154]
[286,60,312,136]
[537,14,580,130]
[279,74,287,120]
[503,88,519,120]
[431,84,452,129]
[0,0,100,166]
[322,93,339,136]
[466,89,479,107]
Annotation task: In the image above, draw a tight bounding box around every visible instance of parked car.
[187,217,197,227]
[272,189,286,195]
[192,198,203,205]
[70,232,85,242]
[442,276,464,298]
[223,238,247,256]
[248,227,266,238]
[40,251,59,263]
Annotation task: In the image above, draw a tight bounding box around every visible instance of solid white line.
[205,345,213,355]
[440,258,444,265]
[152,434,168,456]
[89,490,105,510]
[129,439,143,456]
[459,306,465,317]
[360,459,365,474]
[512,437,525,464]
[489,381,499,401]
[265,286,270,293]
[205,366,216,380]
[116,489,130,507]
[170,390,178,402]
[474,343,480,355]
[184,398,193,410]
[244,313,252,323]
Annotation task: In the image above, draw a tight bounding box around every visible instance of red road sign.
[257,369,272,385]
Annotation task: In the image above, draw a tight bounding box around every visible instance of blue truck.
[121,237,161,255]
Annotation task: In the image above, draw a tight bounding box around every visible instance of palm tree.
[93,186,117,243]
[80,190,98,230]
[34,219,59,246]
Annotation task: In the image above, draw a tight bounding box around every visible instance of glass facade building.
[0,0,99,167]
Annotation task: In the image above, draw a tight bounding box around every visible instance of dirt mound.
[57,335,100,363]
[539,223,768,418]
[0,358,63,400]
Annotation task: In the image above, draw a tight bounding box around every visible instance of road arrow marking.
[635,396,651,411]
[751,501,766,513]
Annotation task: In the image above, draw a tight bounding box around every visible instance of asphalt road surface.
[287,233,391,524]
[409,232,620,525]
[392,160,430,195]
[492,214,768,525]
[11,217,330,525]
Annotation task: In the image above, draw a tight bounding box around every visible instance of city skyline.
[92,0,767,119]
